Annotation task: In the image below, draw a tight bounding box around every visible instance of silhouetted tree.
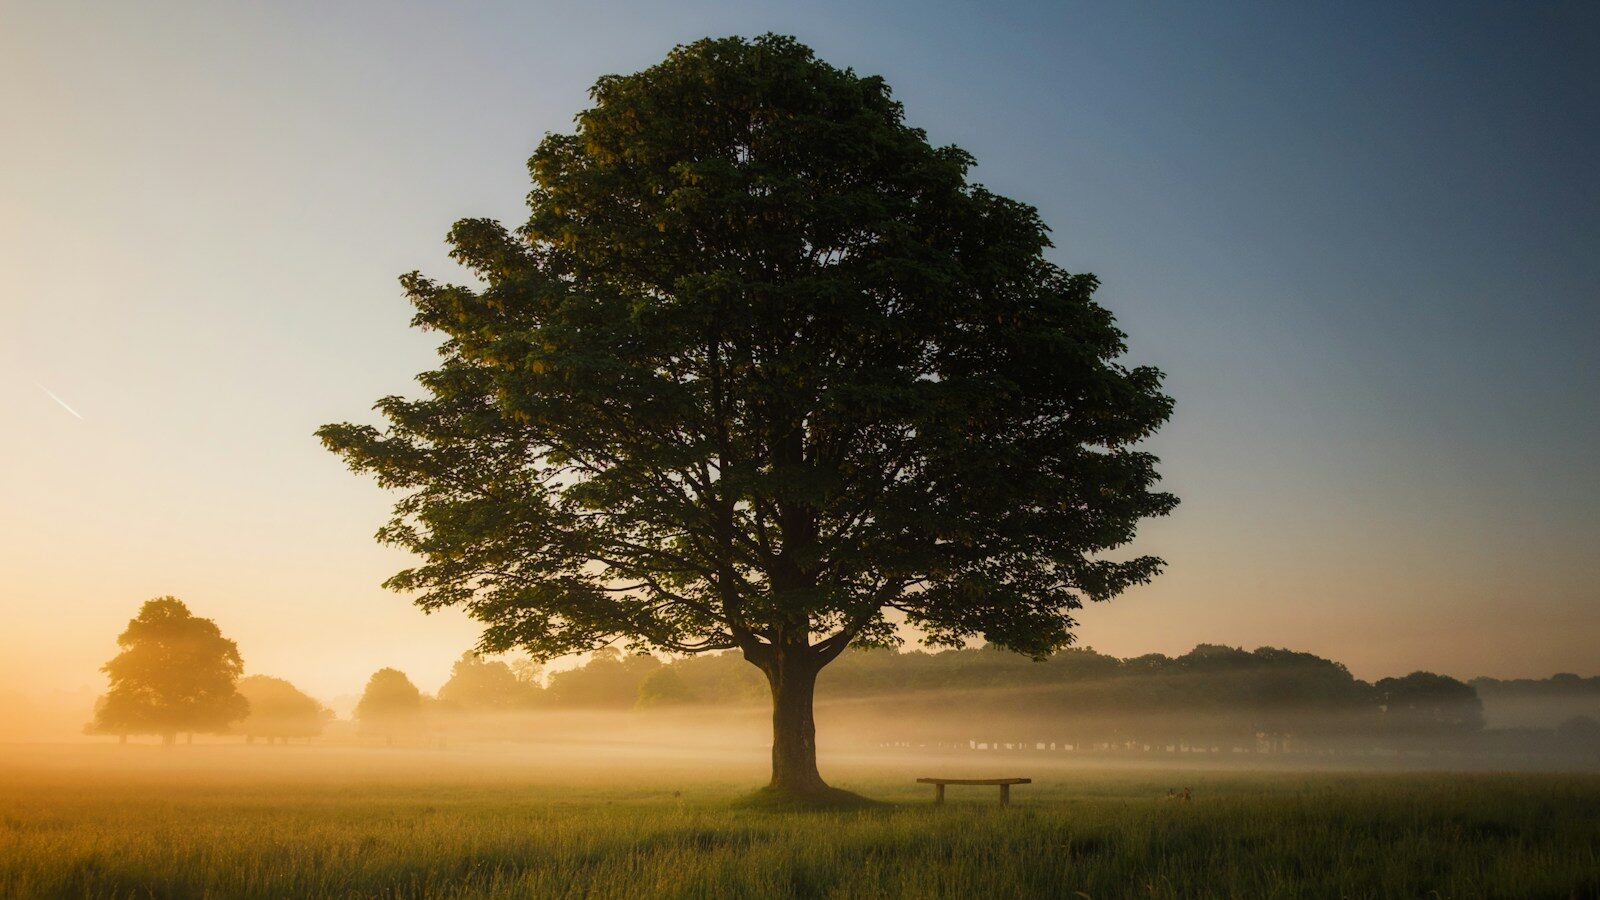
[1377,672,1485,735]
[319,34,1175,800]
[88,597,248,745]
[437,652,538,710]
[355,668,424,744]
[237,675,329,743]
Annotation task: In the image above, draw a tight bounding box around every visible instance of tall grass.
[1,747,1595,898]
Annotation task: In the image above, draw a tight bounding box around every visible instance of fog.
[5,677,1597,777]
[9,626,1595,773]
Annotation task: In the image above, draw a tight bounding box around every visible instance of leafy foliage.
[88,597,248,741]
[319,33,1173,669]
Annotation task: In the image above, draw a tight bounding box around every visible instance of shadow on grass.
[731,785,889,813]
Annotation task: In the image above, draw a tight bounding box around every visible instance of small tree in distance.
[319,34,1176,802]
[355,668,424,745]
[89,597,248,746]
[237,675,330,743]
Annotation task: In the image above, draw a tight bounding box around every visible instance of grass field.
[2,744,1597,899]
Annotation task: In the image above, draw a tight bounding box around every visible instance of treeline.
[85,597,1600,759]
[390,643,1600,758]
[1471,674,1600,731]
[415,644,1600,757]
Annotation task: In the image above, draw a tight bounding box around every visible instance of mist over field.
[5,3,1598,896]
[9,643,1597,774]
[4,618,1597,898]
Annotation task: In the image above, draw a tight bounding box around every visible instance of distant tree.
[88,597,248,745]
[355,668,424,744]
[437,652,538,710]
[1376,672,1485,735]
[318,34,1175,801]
[547,649,663,709]
[1168,645,1377,746]
[671,651,769,705]
[637,668,698,708]
[237,675,329,743]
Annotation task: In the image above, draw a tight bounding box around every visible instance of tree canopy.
[237,675,330,742]
[354,668,424,742]
[89,597,248,744]
[319,33,1175,797]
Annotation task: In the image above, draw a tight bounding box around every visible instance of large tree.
[89,597,248,745]
[320,34,1175,800]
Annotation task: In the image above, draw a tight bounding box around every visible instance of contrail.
[32,380,84,419]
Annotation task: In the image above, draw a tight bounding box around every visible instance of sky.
[2,1,1596,704]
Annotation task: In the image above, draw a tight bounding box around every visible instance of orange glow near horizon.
[3,3,1595,717]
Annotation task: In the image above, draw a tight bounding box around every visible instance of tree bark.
[763,648,828,796]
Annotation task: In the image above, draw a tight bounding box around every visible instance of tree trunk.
[763,650,828,797]
[162,732,175,748]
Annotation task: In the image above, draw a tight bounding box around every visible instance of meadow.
[2,744,1596,899]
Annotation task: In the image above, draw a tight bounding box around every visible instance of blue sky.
[3,1,1595,698]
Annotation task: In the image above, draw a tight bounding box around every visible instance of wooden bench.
[917,777,1031,806]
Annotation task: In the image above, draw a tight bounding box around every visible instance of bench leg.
[999,783,1010,807]
[935,783,945,805]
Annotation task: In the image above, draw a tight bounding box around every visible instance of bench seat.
[916,777,1031,805]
